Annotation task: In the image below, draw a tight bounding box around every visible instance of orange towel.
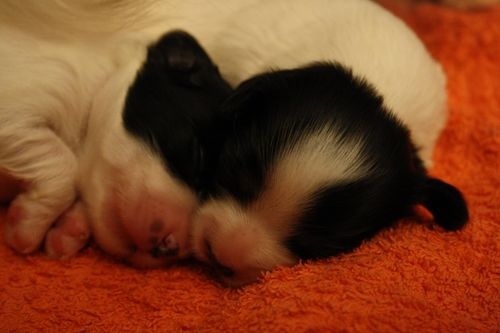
[0,3,498,332]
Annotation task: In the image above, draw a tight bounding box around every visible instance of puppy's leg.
[44,200,90,259]
[1,126,77,253]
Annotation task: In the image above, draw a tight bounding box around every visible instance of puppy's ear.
[146,30,215,87]
[124,29,231,192]
[420,177,469,230]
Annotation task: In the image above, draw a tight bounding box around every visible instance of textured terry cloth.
[0,3,499,333]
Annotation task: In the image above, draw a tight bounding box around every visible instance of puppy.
[0,29,231,266]
[191,63,469,287]
[85,31,233,266]
[1,0,452,273]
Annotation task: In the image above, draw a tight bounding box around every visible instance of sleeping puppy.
[191,63,469,287]
[2,0,454,272]
[89,30,232,266]
[83,31,232,266]
[0,29,231,266]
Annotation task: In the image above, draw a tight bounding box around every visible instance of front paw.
[44,201,91,259]
[4,199,35,253]
[4,186,76,254]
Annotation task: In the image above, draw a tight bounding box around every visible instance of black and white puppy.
[191,63,469,286]
[115,31,233,265]
[1,0,457,275]
[1,29,231,267]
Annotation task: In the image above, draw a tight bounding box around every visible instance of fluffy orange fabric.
[1,3,498,332]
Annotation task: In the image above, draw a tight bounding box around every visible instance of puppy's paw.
[4,200,34,253]
[44,201,90,259]
[4,194,66,253]
[1,127,79,254]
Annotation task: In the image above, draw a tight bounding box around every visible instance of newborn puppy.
[97,30,232,266]
[0,30,231,266]
[1,0,454,274]
[192,63,469,287]
[180,0,467,287]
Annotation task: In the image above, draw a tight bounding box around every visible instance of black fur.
[122,32,468,262]
[123,30,232,192]
[209,63,469,260]
[420,177,469,230]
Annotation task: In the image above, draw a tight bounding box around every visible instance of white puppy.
[0,0,448,271]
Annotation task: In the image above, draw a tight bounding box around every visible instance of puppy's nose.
[150,234,179,258]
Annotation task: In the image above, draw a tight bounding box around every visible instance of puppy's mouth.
[204,238,234,277]
[150,234,179,258]
[202,238,265,288]
[91,199,185,268]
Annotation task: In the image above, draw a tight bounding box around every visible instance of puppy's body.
[192,64,468,286]
[1,0,450,270]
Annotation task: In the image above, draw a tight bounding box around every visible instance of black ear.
[123,29,232,192]
[146,30,216,87]
[420,177,469,230]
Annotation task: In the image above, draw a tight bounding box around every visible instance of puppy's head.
[124,30,232,192]
[191,63,468,286]
[80,30,231,267]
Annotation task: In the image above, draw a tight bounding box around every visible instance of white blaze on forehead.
[251,124,369,233]
[192,124,370,278]
[192,199,296,271]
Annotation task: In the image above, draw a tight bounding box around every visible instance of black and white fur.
[124,31,232,193]
[0,28,231,266]
[1,0,458,277]
[191,63,469,286]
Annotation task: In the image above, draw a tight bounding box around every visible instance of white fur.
[0,0,446,267]
[190,126,371,285]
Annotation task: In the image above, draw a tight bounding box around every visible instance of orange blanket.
[1,3,498,332]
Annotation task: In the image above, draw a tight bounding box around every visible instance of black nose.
[204,238,234,277]
[150,235,179,258]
